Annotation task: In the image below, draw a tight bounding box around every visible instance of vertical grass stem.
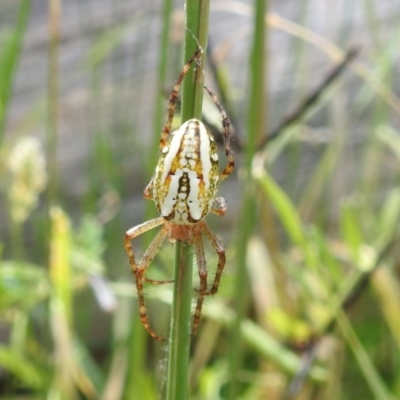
[228,0,268,397]
[166,242,194,400]
[166,0,210,398]
[47,0,61,206]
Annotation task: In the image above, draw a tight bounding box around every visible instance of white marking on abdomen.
[160,122,188,185]
[160,169,183,216]
[187,170,202,220]
[199,124,212,189]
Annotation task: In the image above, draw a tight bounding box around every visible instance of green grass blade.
[255,168,306,247]
[166,1,210,399]
[340,198,364,260]
[0,345,45,389]
[228,0,268,398]
[147,0,174,177]
[166,243,194,400]
[125,1,175,398]
[49,207,72,321]
[47,0,61,205]
[0,0,31,143]
[336,310,396,400]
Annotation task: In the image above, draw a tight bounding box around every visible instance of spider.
[124,48,234,340]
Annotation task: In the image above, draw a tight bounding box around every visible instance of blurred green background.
[1,0,400,399]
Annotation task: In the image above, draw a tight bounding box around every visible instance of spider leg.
[124,217,167,341]
[135,225,169,341]
[124,217,165,274]
[192,229,208,335]
[143,175,154,200]
[141,225,174,284]
[202,222,226,296]
[144,276,174,284]
[139,225,170,276]
[160,48,202,149]
[204,85,235,183]
[210,196,227,217]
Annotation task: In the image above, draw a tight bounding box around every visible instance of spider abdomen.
[153,119,220,224]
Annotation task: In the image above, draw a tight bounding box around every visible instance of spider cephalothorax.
[124,48,234,340]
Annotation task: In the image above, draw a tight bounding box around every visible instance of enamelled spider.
[124,48,234,340]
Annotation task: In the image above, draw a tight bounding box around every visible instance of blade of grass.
[124,1,175,397]
[213,3,400,114]
[228,0,268,397]
[181,2,210,119]
[371,266,400,352]
[165,1,210,399]
[0,345,45,389]
[49,207,72,321]
[207,303,328,382]
[336,310,396,400]
[47,0,61,206]
[253,164,320,270]
[49,207,76,399]
[0,0,30,144]
[297,133,344,220]
[147,0,174,175]
[49,208,98,399]
[340,198,364,261]
[266,12,400,115]
[118,284,329,384]
[166,242,194,400]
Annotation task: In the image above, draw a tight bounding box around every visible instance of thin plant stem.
[166,242,194,400]
[47,0,61,207]
[228,0,268,397]
[125,0,174,396]
[181,0,210,120]
[166,0,210,398]
[0,0,30,145]
[2,0,30,260]
[147,0,174,188]
[336,310,395,400]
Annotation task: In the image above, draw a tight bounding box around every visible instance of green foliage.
[1,1,400,399]
[0,210,109,398]
[0,0,30,142]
